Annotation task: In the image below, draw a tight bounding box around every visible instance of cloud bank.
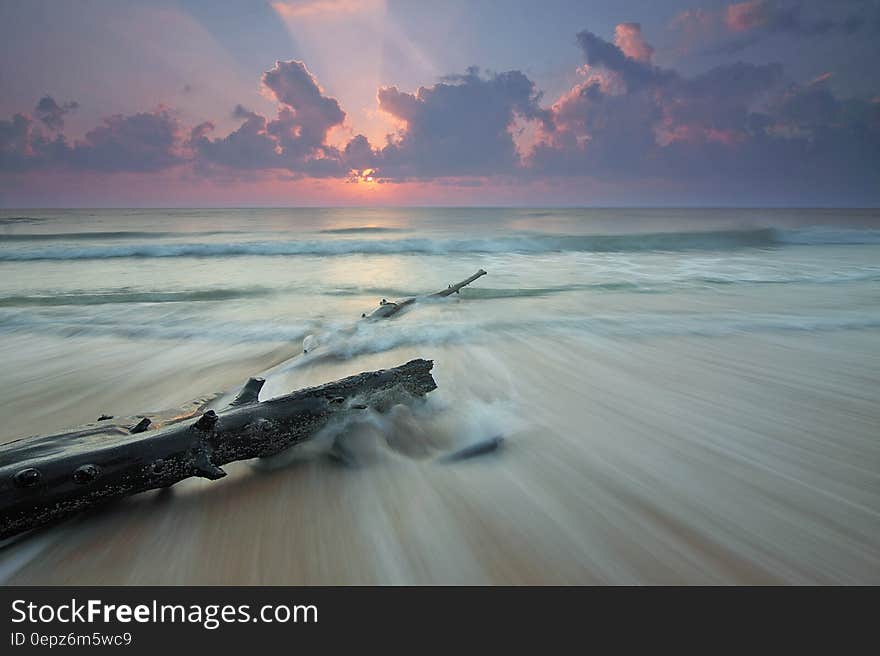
[190,60,350,178]
[2,7,879,203]
[674,0,880,55]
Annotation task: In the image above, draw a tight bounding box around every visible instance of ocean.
[1,207,878,583]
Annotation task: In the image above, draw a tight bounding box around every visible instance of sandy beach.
[2,330,878,585]
[1,207,878,584]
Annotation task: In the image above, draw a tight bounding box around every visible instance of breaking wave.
[0,308,315,343]
[2,309,857,349]
[0,216,48,225]
[279,311,880,367]
[2,227,878,261]
[0,287,276,307]
[4,266,878,308]
[0,230,246,242]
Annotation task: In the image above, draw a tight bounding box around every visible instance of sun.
[348,168,382,185]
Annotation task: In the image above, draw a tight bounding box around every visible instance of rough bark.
[0,359,437,540]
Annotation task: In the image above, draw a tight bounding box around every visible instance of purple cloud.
[575,30,673,91]
[676,1,880,55]
[191,60,351,177]
[724,0,874,36]
[529,27,879,200]
[68,109,182,172]
[375,67,548,179]
[0,113,65,171]
[2,106,183,173]
[0,22,877,203]
[35,96,78,131]
[261,60,345,149]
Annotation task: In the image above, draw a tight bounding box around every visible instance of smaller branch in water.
[363,269,487,320]
[301,269,488,355]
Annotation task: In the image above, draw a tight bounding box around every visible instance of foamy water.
[0,207,878,584]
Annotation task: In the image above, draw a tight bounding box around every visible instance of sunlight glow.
[270,0,435,149]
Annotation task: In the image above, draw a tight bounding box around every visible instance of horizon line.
[3,205,880,211]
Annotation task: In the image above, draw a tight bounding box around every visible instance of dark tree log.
[84,393,222,439]
[0,359,437,540]
[0,394,222,470]
[364,269,487,319]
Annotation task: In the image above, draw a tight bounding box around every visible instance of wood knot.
[194,410,218,431]
[73,464,101,484]
[13,468,41,488]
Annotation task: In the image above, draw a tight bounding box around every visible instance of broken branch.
[364,268,487,319]
[0,358,437,540]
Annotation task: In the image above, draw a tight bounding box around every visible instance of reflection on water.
[0,208,878,584]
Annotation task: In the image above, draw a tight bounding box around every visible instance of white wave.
[777,227,880,245]
[0,228,784,260]
[277,311,880,370]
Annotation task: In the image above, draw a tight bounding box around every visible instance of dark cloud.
[0,113,64,171]
[342,134,376,171]
[1,24,878,202]
[666,62,783,132]
[68,109,183,172]
[190,115,279,171]
[375,67,548,179]
[529,27,879,200]
[261,60,345,148]
[772,86,840,126]
[1,107,183,173]
[725,0,876,36]
[232,104,254,119]
[192,60,349,177]
[0,114,35,170]
[576,30,672,91]
[35,96,78,130]
[687,1,880,55]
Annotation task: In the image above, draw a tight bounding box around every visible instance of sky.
[1,0,878,207]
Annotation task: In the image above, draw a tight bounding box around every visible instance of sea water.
[0,207,878,583]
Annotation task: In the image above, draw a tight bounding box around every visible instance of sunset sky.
[1,0,878,207]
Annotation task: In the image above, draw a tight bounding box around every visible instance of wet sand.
[3,330,878,584]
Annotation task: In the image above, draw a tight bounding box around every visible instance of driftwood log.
[364,269,487,319]
[0,359,437,540]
